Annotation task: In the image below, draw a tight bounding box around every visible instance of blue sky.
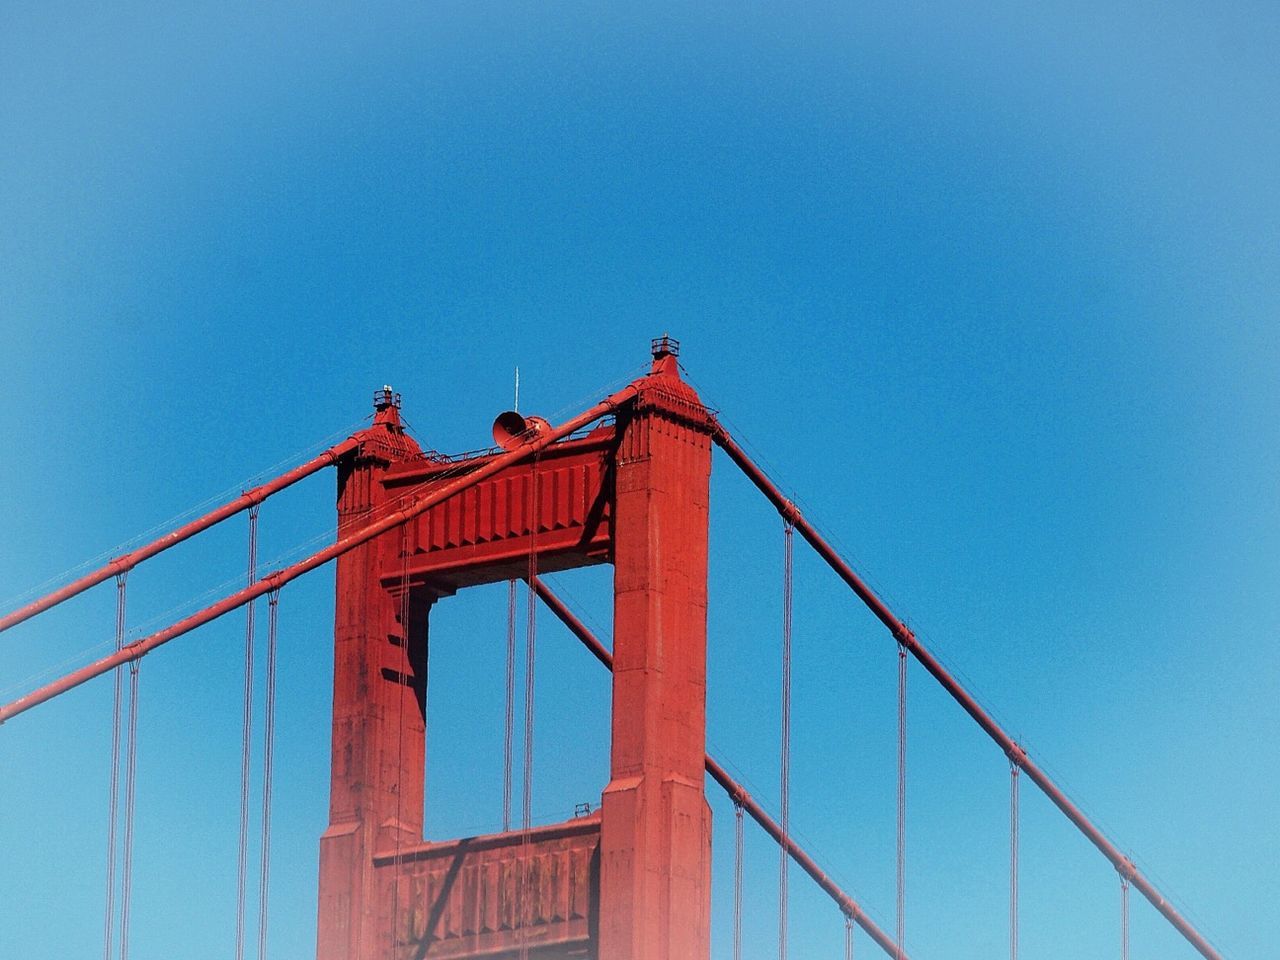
[1,2,1276,958]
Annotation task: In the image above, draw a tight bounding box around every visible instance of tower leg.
[318,443,427,960]
[599,368,714,960]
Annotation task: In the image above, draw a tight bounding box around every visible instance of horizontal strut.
[0,386,639,724]
[709,419,1225,960]
[528,577,906,960]
[0,437,362,635]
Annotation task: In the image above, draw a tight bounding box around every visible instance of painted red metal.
[375,815,601,957]
[529,577,907,960]
[710,420,1226,960]
[318,346,715,960]
[380,426,616,592]
[0,436,360,635]
[317,402,428,960]
[600,348,714,960]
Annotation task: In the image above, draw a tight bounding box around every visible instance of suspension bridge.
[0,336,1230,960]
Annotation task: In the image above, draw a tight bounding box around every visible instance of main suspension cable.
[2,383,637,724]
[779,521,794,960]
[235,506,259,960]
[256,590,280,960]
[0,433,360,634]
[102,573,127,960]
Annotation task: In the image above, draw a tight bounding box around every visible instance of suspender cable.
[779,521,794,960]
[119,654,140,960]
[256,590,280,960]
[524,471,539,837]
[519,463,540,960]
[709,421,1225,960]
[530,577,909,960]
[1121,875,1130,960]
[103,574,127,960]
[845,913,855,960]
[503,580,517,833]
[895,644,907,960]
[733,801,744,960]
[1010,761,1020,960]
[236,506,260,960]
[505,367,519,837]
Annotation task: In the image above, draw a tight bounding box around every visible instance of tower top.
[650,334,679,360]
[372,385,403,430]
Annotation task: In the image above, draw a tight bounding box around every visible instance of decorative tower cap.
[372,385,403,429]
[651,334,680,359]
[374,385,401,411]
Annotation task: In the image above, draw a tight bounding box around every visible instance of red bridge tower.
[317,338,713,960]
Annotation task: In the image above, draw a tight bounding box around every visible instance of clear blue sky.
[1,2,1275,958]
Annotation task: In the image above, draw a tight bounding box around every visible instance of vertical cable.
[1121,875,1130,960]
[1010,761,1020,960]
[236,506,259,960]
[119,642,140,960]
[103,573,127,960]
[523,539,537,838]
[506,363,519,838]
[845,913,854,960]
[256,590,280,960]
[503,579,517,833]
[519,464,539,960]
[779,521,794,960]
[733,801,744,960]
[896,643,907,960]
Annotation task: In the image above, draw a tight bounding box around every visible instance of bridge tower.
[316,339,713,960]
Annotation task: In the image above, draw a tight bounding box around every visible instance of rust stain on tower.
[318,337,713,960]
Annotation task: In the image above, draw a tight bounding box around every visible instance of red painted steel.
[374,815,601,957]
[710,420,1226,960]
[528,577,907,960]
[380,428,616,592]
[600,349,714,960]
[317,406,426,960]
[0,437,360,635]
[0,387,637,725]
[321,348,714,960]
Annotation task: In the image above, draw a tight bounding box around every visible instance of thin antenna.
[514,366,520,413]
